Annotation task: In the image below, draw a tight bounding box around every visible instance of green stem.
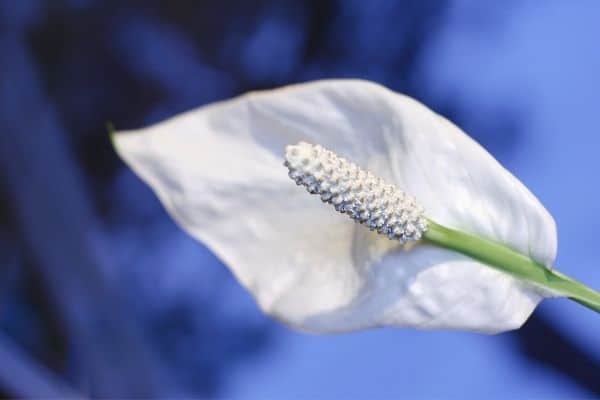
[423,220,600,314]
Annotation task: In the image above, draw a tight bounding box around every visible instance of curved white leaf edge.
[112,79,558,334]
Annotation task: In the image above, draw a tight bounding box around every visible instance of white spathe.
[112,79,557,334]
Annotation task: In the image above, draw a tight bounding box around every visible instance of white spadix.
[284,142,428,243]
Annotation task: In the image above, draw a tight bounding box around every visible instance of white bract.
[112,80,556,334]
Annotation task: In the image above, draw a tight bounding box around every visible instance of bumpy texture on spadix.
[285,142,427,243]
[112,79,557,334]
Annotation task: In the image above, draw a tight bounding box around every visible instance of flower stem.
[423,220,600,314]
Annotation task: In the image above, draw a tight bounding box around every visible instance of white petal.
[113,79,556,334]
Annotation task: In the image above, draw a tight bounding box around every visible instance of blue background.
[0,1,599,398]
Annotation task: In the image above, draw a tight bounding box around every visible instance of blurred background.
[1,0,599,398]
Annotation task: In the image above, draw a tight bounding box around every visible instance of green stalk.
[423,220,600,314]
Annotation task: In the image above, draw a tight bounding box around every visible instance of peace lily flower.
[112,79,600,334]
